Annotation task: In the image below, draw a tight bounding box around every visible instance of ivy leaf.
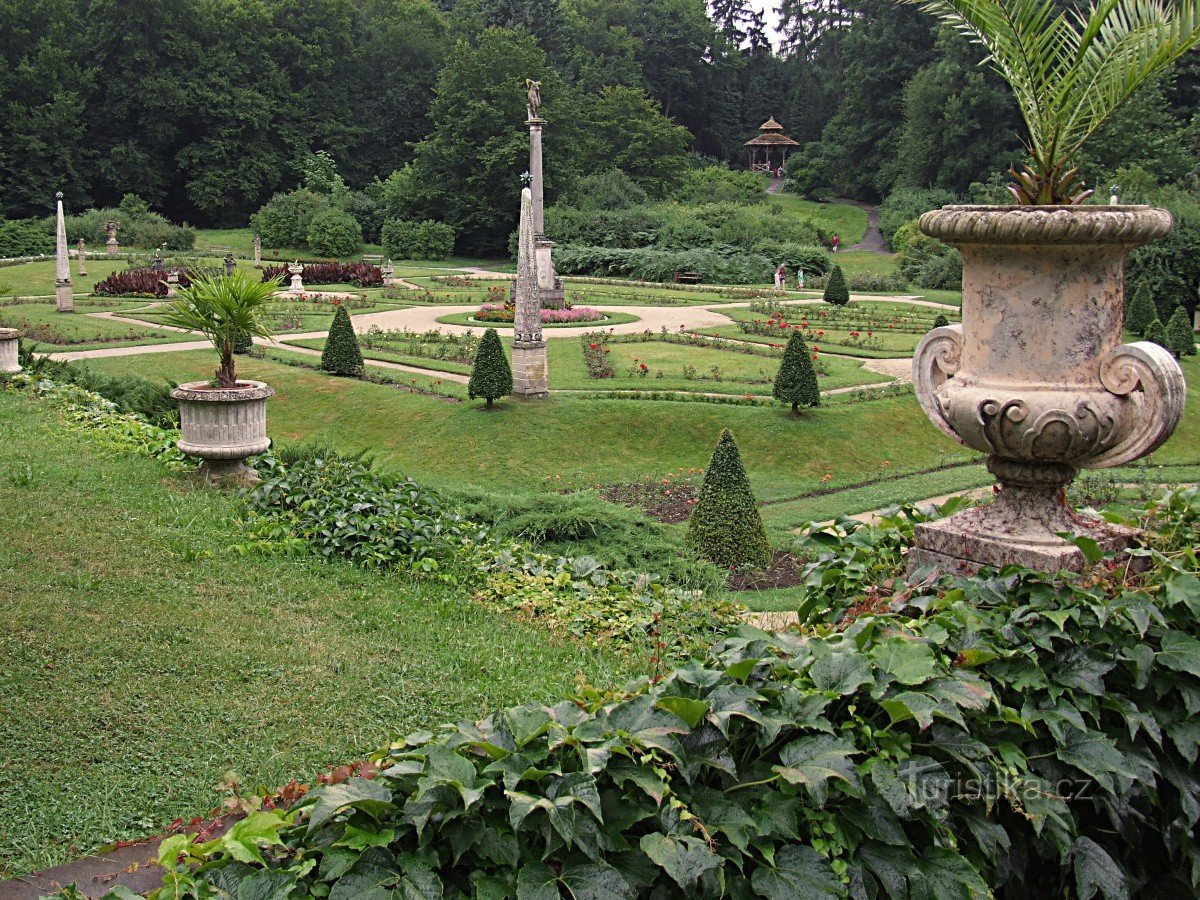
[218,811,286,866]
[504,706,553,747]
[856,841,917,896]
[775,735,861,803]
[558,862,633,900]
[305,777,394,834]
[639,833,722,889]
[1157,633,1200,677]
[1167,719,1200,764]
[911,846,989,900]
[329,848,400,900]
[809,650,873,695]
[871,639,939,686]
[235,870,299,900]
[1054,647,1116,695]
[656,696,710,728]
[751,845,841,898]
[516,862,559,900]
[880,691,939,729]
[1055,728,1134,791]
[1073,836,1128,900]
[334,822,395,851]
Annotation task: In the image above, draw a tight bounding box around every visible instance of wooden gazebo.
[745,118,799,173]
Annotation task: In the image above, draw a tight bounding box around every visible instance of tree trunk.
[792,401,799,414]
[217,349,237,388]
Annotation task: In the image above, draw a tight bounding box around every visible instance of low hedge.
[555,245,776,285]
[125,488,1200,900]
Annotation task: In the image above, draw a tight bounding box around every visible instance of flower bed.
[262,261,383,288]
[473,304,605,324]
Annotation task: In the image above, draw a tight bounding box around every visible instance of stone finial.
[54,192,73,313]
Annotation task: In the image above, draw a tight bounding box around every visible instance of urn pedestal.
[910,206,1185,575]
[171,380,274,483]
[0,328,20,373]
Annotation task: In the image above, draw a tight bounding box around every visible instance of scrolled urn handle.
[912,324,965,446]
[1088,340,1186,468]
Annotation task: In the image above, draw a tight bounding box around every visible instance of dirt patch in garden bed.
[728,551,806,591]
[599,481,699,523]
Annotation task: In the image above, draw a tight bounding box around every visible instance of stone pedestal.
[512,187,548,398]
[512,342,549,398]
[288,263,305,293]
[909,206,1186,576]
[166,271,180,299]
[105,221,119,255]
[0,328,20,373]
[172,380,274,483]
[382,262,395,288]
[55,281,74,313]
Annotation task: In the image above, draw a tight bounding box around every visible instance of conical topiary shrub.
[1124,283,1156,336]
[687,429,771,570]
[1145,318,1170,351]
[773,329,820,413]
[469,328,513,407]
[823,264,849,306]
[321,305,364,377]
[1166,305,1196,358]
[233,328,253,355]
[933,314,949,329]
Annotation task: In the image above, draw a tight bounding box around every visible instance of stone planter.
[171,380,274,482]
[0,328,20,373]
[911,205,1186,574]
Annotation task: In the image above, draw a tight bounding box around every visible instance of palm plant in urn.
[904,0,1198,573]
[162,270,280,483]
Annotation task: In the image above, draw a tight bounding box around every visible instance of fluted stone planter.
[911,205,1185,574]
[0,329,20,373]
[171,380,274,483]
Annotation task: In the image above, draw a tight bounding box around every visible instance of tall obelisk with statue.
[511,187,548,398]
[54,192,74,313]
[525,79,564,309]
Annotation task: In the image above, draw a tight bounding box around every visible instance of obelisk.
[511,187,548,398]
[54,192,73,313]
[525,79,563,309]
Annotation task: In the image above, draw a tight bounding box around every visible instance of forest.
[0,0,1197,253]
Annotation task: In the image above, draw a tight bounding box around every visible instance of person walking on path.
[774,265,786,290]
[831,234,840,253]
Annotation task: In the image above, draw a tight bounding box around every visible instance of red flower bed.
[262,261,382,287]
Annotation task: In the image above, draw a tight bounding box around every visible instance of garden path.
[837,199,887,253]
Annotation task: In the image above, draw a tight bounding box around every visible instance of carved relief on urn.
[910,206,1186,574]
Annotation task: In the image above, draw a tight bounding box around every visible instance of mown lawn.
[768,196,869,245]
[0,302,188,350]
[81,350,970,502]
[0,392,636,878]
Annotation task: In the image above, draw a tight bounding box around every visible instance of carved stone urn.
[171,380,274,483]
[0,328,21,374]
[911,205,1186,574]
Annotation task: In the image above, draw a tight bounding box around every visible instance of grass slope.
[0,392,633,877]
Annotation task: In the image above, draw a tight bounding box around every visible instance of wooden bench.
[362,254,385,264]
[673,271,702,285]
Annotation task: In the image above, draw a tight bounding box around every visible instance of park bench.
[362,254,385,264]
[673,271,702,285]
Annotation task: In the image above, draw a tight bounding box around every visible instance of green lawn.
[81,350,971,503]
[0,257,186,298]
[130,294,412,336]
[0,302,188,350]
[768,196,869,245]
[0,392,635,878]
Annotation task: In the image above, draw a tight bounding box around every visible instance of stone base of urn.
[171,380,274,483]
[512,342,548,398]
[908,458,1137,576]
[0,328,20,373]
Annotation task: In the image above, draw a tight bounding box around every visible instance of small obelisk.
[511,187,548,398]
[54,192,74,313]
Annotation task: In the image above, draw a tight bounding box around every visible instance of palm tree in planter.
[161,271,280,483]
[906,0,1197,574]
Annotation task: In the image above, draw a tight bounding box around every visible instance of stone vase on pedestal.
[171,381,274,483]
[910,205,1186,574]
[0,328,21,373]
[288,262,305,293]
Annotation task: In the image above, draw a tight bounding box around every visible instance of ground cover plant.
[127,486,1200,899]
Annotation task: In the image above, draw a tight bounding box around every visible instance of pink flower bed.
[474,304,604,324]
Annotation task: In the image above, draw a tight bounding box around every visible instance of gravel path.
[837,199,887,253]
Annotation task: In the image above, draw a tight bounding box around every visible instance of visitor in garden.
[774,264,786,289]
[796,268,805,290]
[831,233,840,252]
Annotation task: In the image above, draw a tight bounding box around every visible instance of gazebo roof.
[744,117,799,147]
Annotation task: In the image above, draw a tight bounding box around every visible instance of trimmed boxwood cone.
[773,329,820,412]
[233,328,253,355]
[823,264,849,306]
[321,305,364,376]
[468,328,512,407]
[687,429,771,570]
[1166,305,1196,358]
[933,314,949,328]
[1145,317,1170,352]
[1124,283,1156,336]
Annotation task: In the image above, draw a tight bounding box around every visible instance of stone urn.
[288,262,305,293]
[911,205,1186,574]
[171,380,275,482]
[0,328,21,374]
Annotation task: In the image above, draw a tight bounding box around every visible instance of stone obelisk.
[525,79,563,309]
[512,187,548,398]
[54,192,74,313]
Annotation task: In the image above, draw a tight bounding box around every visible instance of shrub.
[306,207,363,258]
[750,240,832,275]
[554,245,774,285]
[0,218,54,257]
[251,189,329,249]
[93,267,195,298]
[933,313,950,328]
[773,329,820,412]
[896,221,963,289]
[345,188,386,244]
[1145,317,1170,349]
[468,328,512,407]
[823,264,849,305]
[321,305,364,376]
[878,186,956,249]
[1124,282,1157,335]
[1166,304,1196,357]
[381,219,456,260]
[686,429,771,569]
[558,169,649,210]
[140,488,1200,900]
[674,165,767,204]
[232,329,254,355]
